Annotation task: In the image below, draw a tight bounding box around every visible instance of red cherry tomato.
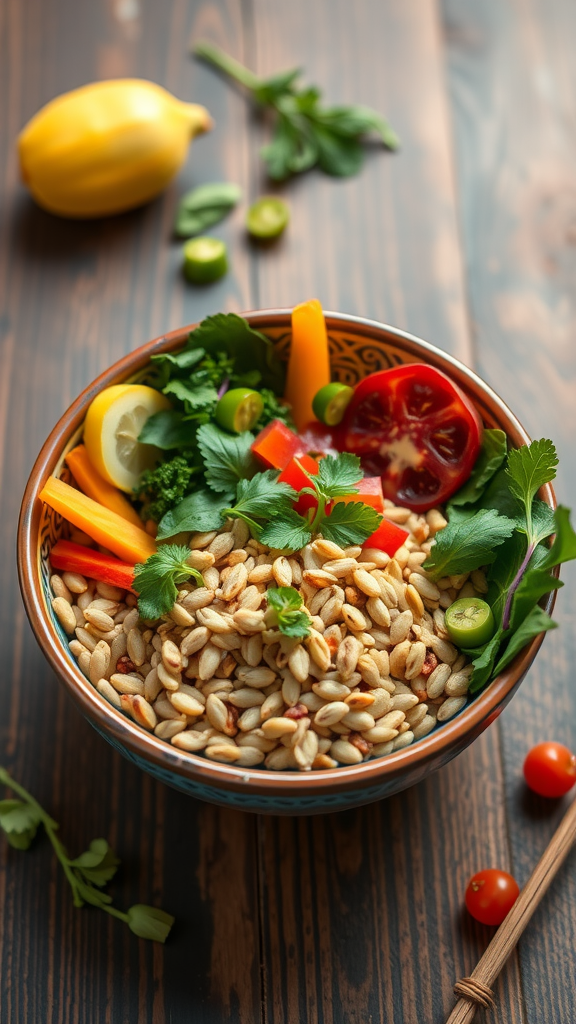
[465,869,520,926]
[523,742,576,798]
[338,364,483,512]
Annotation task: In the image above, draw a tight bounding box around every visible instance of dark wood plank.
[0,2,262,1022]
[442,0,576,1018]
[248,1,523,1021]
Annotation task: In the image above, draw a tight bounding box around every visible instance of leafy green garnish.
[266,587,310,638]
[260,509,313,551]
[189,313,285,393]
[313,452,362,497]
[196,424,259,494]
[423,508,516,581]
[0,767,173,942]
[194,42,398,181]
[133,545,204,620]
[321,501,382,547]
[135,451,201,523]
[447,429,508,509]
[174,182,242,238]
[138,410,197,450]
[222,472,298,535]
[156,489,225,540]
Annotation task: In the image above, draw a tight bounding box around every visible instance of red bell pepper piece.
[278,454,320,516]
[251,420,302,470]
[49,540,136,591]
[340,476,384,513]
[364,519,410,557]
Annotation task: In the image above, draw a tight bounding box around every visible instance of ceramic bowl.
[18,311,556,814]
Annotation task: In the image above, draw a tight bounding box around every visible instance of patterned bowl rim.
[18,310,556,799]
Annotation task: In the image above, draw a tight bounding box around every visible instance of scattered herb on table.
[174,182,242,238]
[133,545,204,620]
[194,42,399,180]
[0,767,174,942]
[266,587,310,639]
[424,438,576,692]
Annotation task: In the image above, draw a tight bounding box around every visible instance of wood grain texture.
[442,1,576,1020]
[0,0,574,1021]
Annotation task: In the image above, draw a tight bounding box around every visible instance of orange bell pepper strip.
[49,540,136,591]
[285,299,331,430]
[40,476,156,564]
[64,444,144,528]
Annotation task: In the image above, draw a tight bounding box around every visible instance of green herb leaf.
[127,904,175,943]
[468,629,506,693]
[133,546,204,619]
[321,501,382,546]
[0,799,42,849]
[138,410,197,450]
[196,424,259,493]
[448,429,508,508]
[163,379,219,410]
[260,509,312,552]
[157,488,225,539]
[189,313,285,393]
[194,42,398,181]
[314,453,362,498]
[423,508,516,580]
[135,452,201,523]
[69,838,121,886]
[509,568,563,632]
[506,438,558,511]
[150,345,206,373]
[225,471,297,525]
[266,587,311,638]
[492,606,557,676]
[539,505,576,570]
[174,182,242,238]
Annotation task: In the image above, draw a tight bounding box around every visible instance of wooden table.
[1,1,575,1020]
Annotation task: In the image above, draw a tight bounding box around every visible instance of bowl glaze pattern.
[18,312,556,814]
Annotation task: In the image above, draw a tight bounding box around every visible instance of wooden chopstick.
[446,795,576,1024]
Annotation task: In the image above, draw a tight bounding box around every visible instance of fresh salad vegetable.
[174,182,242,238]
[246,196,290,239]
[445,597,495,648]
[215,387,264,433]
[285,300,331,430]
[465,869,520,927]
[83,384,171,492]
[0,766,173,942]
[49,540,136,591]
[312,382,354,426]
[64,445,144,528]
[183,236,228,283]
[523,742,576,798]
[339,363,483,512]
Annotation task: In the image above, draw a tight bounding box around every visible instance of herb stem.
[102,904,130,924]
[194,42,261,93]
[309,493,327,534]
[502,541,535,631]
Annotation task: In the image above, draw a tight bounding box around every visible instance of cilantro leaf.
[127,905,175,943]
[196,423,259,493]
[266,587,311,638]
[69,838,121,886]
[133,545,204,619]
[225,471,297,525]
[174,182,241,238]
[260,509,312,552]
[506,438,558,510]
[448,429,508,508]
[321,501,382,546]
[0,798,42,850]
[492,606,557,676]
[157,489,225,539]
[423,508,516,580]
[163,379,219,410]
[314,453,362,498]
[539,505,576,570]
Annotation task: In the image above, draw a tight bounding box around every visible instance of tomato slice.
[338,364,483,512]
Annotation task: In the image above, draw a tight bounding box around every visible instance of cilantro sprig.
[133,545,204,620]
[425,437,576,692]
[194,42,398,180]
[266,587,311,639]
[0,767,174,943]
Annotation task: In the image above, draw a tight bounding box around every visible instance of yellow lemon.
[84,385,171,492]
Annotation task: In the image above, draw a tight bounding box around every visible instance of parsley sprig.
[194,42,399,180]
[0,767,174,942]
[266,587,311,639]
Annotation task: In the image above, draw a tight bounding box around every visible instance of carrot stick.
[40,477,156,564]
[285,299,331,430]
[65,444,143,528]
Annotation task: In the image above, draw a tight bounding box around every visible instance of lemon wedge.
[83,384,172,492]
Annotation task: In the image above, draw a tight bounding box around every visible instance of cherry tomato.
[338,364,483,512]
[523,742,576,798]
[465,869,520,926]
